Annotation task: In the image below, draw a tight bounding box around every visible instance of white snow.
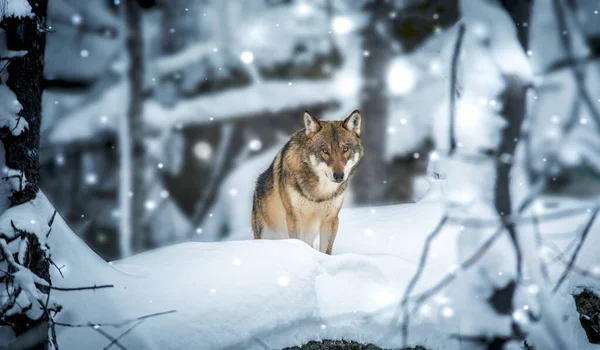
[6,183,588,349]
[0,0,33,19]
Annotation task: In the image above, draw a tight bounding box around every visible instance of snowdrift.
[35,185,600,350]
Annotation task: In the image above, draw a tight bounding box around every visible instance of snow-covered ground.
[31,179,598,350]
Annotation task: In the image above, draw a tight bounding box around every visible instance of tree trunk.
[1,1,50,348]
[2,1,48,206]
[489,1,533,337]
[156,0,202,107]
[354,0,394,205]
[121,0,145,256]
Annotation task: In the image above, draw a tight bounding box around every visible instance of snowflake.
[278,276,290,287]
[248,139,262,151]
[240,51,254,64]
[145,200,156,211]
[441,307,454,318]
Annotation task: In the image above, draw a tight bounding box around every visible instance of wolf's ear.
[303,110,321,137]
[343,110,361,137]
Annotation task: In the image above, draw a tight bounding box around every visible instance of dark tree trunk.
[354,0,394,205]
[1,1,50,348]
[490,1,533,347]
[2,0,48,206]
[124,0,146,254]
[156,0,202,107]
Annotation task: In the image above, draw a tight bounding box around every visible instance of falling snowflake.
[248,139,262,151]
[80,49,89,58]
[145,200,156,210]
[441,307,454,318]
[55,154,65,166]
[278,276,290,287]
[71,13,82,26]
[240,51,254,64]
[85,173,98,185]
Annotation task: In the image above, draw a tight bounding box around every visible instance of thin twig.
[91,326,129,350]
[553,208,599,293]
[54,310,177,329]
[448,23,466,156]
[449,201,597,228]
[553,0,600,130]
[103,320,145,350]
[397,215,449,346]
[48,284,114,292]
[409,182,543,309]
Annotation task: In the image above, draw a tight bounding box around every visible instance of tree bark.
[122,0,145,255]
[2,0,48,206]
[354,0,394,205]
[490,1,533,347]
[1,1,50,348]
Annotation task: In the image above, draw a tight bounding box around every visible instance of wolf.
[251,110,364,255]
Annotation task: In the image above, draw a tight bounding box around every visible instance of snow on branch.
[0,72,28,137]
[0,0,33,20]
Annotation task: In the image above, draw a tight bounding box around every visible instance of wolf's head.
[302,110,364,184]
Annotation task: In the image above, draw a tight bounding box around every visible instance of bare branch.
[553,0,600,130]
[90,324,129,350]
[48,284,114,292]
[396,215,449,346]
[448,23,466,156]
[47,210,57,228]
[553,208,599,293]
[54,310,177,329]
[409,182,543,308]
[103,320,145,350]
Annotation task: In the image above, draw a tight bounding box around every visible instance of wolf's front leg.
[285,213,300,239]
[319,217,339,255]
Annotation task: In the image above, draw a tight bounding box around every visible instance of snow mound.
[28,190,600,349]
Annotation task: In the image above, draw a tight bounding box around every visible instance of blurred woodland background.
[38,0,600,261]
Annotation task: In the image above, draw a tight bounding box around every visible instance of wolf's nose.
[333,172,344,182]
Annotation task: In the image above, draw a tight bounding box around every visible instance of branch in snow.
[395,215,449,346]
[542,54,600,75]
[553,208,600,293]
[448,199,598,229]
[409,181,544,307]
[54,309,177,329]
[46,284,114,292]
[91,325,129,350]
[553,0,600,131]
[448,24,465,156]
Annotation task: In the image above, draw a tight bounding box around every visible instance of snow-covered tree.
[0,0,54,348]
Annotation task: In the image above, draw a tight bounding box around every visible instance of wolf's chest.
[288,188,343,216]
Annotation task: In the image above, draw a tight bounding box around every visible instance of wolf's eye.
[322,149,329,155]
[342,147,349,153]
